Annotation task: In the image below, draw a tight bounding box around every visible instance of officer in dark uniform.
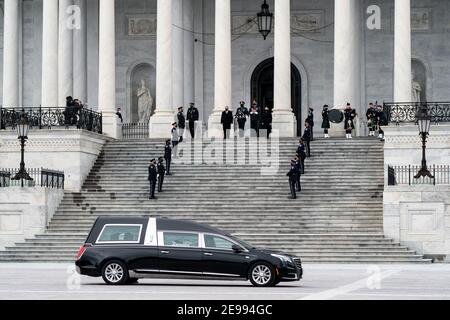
[366,103,377,137]
[148,159,157,200]
[164,139,172,175]
[249,104,260,137]
[322,105,330,138]
[296,138,307,174]
[287,160,298,199]
[306,107,314,141]
[157,157,165,192]
[294,154,302,192]
[186,103,199,139]
[260,107,272,138]
[221,106,233,139]
[177,107,185,142]
[302,122,312,157]
[235,101,249,137]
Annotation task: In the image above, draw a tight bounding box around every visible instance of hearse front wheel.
[249,263,276,287]
[102,260,129,285]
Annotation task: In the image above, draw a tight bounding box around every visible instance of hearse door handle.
[204,252,213,256]
[160,250,170,254]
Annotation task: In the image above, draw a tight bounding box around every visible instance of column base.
[207,112,234,138]
[272,111,297,137]
[149,112,175,138]
[102,112,120,139]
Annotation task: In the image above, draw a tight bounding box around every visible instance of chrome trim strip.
[203,272,241,277]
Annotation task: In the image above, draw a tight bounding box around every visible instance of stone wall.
[0,129,109,191]
[0,187,64,250]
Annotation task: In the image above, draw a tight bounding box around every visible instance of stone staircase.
[0,137,431,263]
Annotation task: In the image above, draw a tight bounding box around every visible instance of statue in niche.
[411,72,422,104]
[137,79,154,123]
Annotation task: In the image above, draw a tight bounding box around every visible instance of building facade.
[1,0,450,137]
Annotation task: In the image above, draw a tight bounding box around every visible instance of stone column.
[42,0,59,108]
[73,0,87,103]
[272,0,296,137]
[332,0,361,136]
[394,0,412,102]
[98,0,118,138]
[172,0,184,111]
[183,0,195,108]
[150,0,174,138]
[2,0,20,108]
[208,0,232,137]
[58,0,74,106]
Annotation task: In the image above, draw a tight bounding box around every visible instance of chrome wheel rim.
[252,265,272,285]
[105,263,124,283]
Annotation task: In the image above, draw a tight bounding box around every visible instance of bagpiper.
[344,103,357,139]
[366,103,377,137]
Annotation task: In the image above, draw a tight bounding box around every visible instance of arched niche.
[128,62,156,123]
[412,58,427,103]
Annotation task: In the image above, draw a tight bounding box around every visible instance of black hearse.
[75,217,302,287]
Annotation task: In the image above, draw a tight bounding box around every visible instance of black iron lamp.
[414,106,434,179]
[257,0,273,40]
[12,110,33,187]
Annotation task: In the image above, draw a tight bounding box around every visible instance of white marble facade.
[1,0,450,137]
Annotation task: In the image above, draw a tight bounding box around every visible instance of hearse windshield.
[228,235,256,250]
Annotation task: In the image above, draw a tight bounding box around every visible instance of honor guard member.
[157,157,165,192]
[287,160,298,199]
[321,105,330,138]
[260,107,273,138]
[296,138,307,174]
[306,107,315,141]
[235,101,249,137]
[221,106,233,139]
[249,103,260,137]
[171,122,179,149]
[294,154,302,192]
[186,103,199,139]
[302,122,312,157]
[164,139,172,176]
[148,159,158,200]
[366,103,377,136]
[177,107,186,142]
[344,103,356,139]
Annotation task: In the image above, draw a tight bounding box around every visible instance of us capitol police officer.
[148,159,158,200]
[186,103,199,139]
[287,160,298,199]
[157,157,165,192]
[164,139,172,176]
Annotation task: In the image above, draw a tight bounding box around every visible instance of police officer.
[302,122,312,157]
[306,107,314,141]
[235,101,249,137]
[221,106,233,139]
[296,138,307,174]
[322,105,330,138]
[287,160,298,199]
[157,157,165,192]
[177,107,186,142]
[260,107,272,138]
[294,154,302,192]
[186,103,199,139]
[164,139,172,175]
[148,159,158,200]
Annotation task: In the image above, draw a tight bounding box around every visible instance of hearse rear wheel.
[249,262,276,287]
[102,260,129,285]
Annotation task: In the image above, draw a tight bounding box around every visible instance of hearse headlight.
[271,254,294,265]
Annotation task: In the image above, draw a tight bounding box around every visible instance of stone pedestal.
[272,111,297,138]
[149,112,174,139]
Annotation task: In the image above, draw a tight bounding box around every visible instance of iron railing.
[0,168,65,189]
[387,165,450,186]
[383,102,450,125]
[122,123,149,139]
[0,106,102,134]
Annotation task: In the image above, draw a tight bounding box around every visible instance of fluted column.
[172,0,184,110]
[272,0,296,137]
[42,0,59,108]
[2,0,20,108]
[332,0,361,136]
[208,0,232,137]
[150,0,174,138]
[98,0,118,138]
[394,0,412,102]
[183,0,195,108]
[73,0,87,102]
[58,0,74,106]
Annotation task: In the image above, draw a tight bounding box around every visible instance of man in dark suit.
[221,106,233,139]
[186,103,199,139]
[157,157,165,192]
[164,139,172,176]
[177,107,185,142]
[148,159,158,200]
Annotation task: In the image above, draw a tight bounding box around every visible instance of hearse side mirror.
[232,244,243,253]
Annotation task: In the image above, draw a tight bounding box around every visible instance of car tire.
[101,260,129,285]
[249,262,276,287]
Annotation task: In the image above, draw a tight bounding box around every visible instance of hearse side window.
[96,224,142,244]
[162,232,199,248]
[204,234,236,250]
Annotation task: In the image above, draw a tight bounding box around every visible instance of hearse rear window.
[163,232,199,247]
[96,224,142,244]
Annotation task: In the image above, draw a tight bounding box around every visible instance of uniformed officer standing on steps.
[297,138,307,174]
[148,159,157,200]
[294,154,302,192]
[157,157,165,192]
[235,101,249,138]
[164,139,172,176]
[177,107,186,142]
[302,122,312,157]
[186,103,199,139]
[306,107,315,141]
[171,122,179,149]
[287,160,298,199]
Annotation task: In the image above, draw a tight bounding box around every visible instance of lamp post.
[11,110,33,187]
[414,106,434,179]
[257,0,273,40]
